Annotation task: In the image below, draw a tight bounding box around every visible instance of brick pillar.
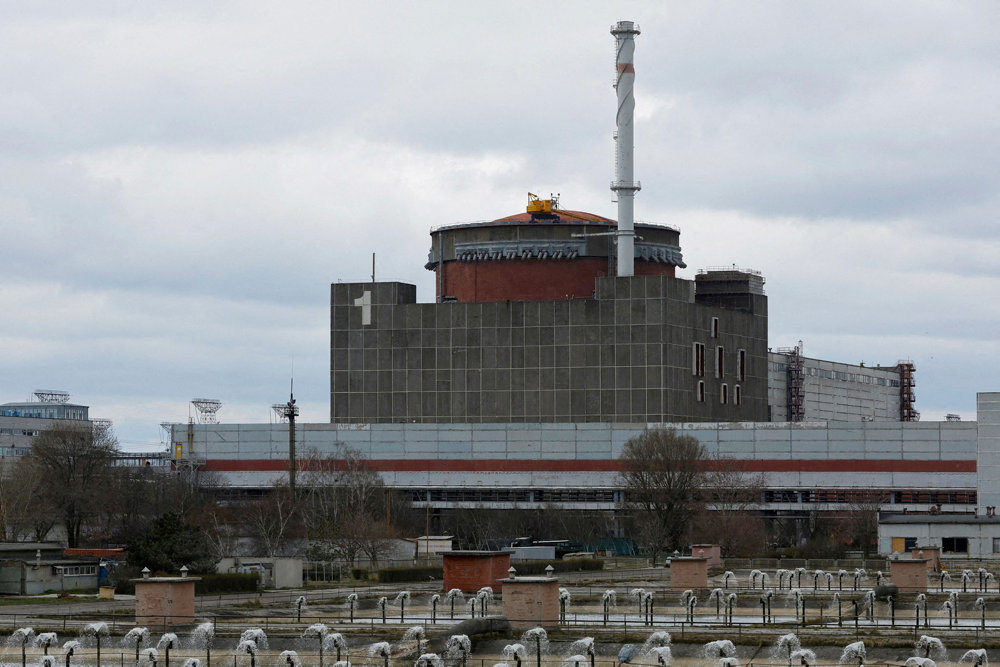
[891,559,928,593]
[501,576,559,631]
[134,577,199,628]
[443,551,512,593]
[668,558,708,590]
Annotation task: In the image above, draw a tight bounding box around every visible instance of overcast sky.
[2,1,998,450]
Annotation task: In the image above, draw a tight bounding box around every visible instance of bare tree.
[0,456,48,540]
[297,445,383,525]
[30,422,117,547]
[538,505,617,549]
[618,428,706,561]
[242,482,300,557]
[691,457,767,557]
[189,501,240,561]
[836,489,888,556]
[297,445,418,563]
[441,507,508,550]
[357,514,400,569]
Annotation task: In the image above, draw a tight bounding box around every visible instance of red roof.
[492,209,615,224]
[63,548,125,559]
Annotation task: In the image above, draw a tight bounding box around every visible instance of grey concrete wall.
[977,392,1000,508]
[768,352,902,421]
[0,415,65,453]
[879,520,1000,559]
[182,420,977,505]
[330,275,768,425]
[218,557,302,588]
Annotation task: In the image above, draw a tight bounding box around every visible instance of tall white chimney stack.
[611,21,641,277]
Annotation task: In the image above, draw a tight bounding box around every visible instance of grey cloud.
[2,1,997,446]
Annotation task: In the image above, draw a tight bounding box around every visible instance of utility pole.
[280,382,300,497]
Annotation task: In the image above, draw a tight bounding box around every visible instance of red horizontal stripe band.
[199,459,975,474]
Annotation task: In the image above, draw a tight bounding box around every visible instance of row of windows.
[0,447,32,456]
[895,537,1000,555]
[696,382,743,406]
[0,409,87,419]
[403,487,977,508]
[54,565,97,576]
[768,362,897,387]
[761,489,977,505]
[406,489,617,503]
[693,344,746,381]
[0,428,40,436]
[893,490,977,504]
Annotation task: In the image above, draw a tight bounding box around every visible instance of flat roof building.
[0,391,90,454]
[768,346,916,422]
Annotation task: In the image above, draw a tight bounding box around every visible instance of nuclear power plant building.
[165,21,998,555]
[332,206,767,425]
[176,196,975,522]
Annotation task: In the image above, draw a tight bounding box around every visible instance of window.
[716,346,725,378]
[692,343,705,376]
[734,384,742,406]
[54,565,97,576]
[738,349,746,381]
[697,381,705,403]
[941,537,968,554]
[720,383,729,404]
[993,537,1000,554]
[711,317,719,338]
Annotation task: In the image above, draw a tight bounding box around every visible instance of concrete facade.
[870,393,1000,560]
[1,409,91,454]
[0,559,100,595]
[977,392,1000,509]
[0,415,50,455]
[182,419,977,517]
[330,274,768,425]
[768,351,903,422]
[217,557,302,589]
[877,514,1000,559]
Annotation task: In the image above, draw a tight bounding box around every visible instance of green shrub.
[510,558,604,575]
[376,565,443,583]
[110,565,141,595]
[351,568,369,580]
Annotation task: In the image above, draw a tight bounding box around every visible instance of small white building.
[410,535,453,558]
[878,513,1000,559]
[217,557,302,589]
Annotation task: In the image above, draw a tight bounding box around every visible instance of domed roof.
[492,209,615,224]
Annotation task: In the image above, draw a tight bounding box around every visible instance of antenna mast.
[34,390,70,404]
[191,398,222,424]
[277,380,300,496]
